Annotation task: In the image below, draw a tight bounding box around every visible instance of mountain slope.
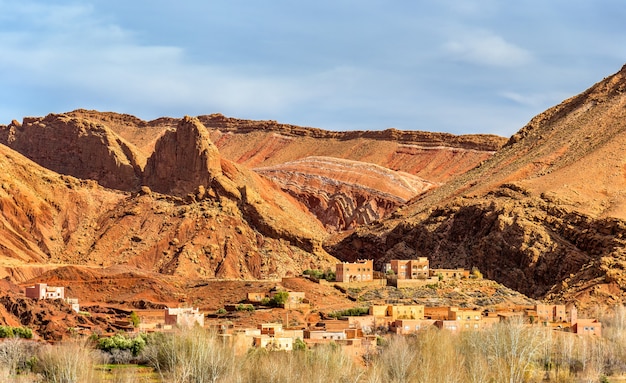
[0,116,335,284]
[256,156,436,231]
[329,64,626,308]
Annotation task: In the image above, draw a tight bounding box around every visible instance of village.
[21,257,602,359]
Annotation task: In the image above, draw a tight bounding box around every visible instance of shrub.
[236,303,255,312]
[0,326,32,339]
[216,308,227,315]
[328,306,369,318]
[129,311,140,328]
[145,328,235,383]
[97,333,147,358]
[0,337,37,376]
[270,291,289,307]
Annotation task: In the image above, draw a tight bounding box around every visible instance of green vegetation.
[129,311,140,328]
[327,306,369,318]
[236,303,255,311]
[0,325,33,339]
[470,266,483,279]
[96,333,147,357]
[259,291,290,307]
[270,291,289,306]
[303,269,335,281]
[216,307,227,315]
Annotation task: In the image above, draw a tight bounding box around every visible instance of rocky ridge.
[329,64,626,309]
[0,116,335,282]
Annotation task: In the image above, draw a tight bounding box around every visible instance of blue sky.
[0,1,624,136]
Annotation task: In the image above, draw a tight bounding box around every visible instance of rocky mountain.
[0,110,505,232]
[0,116,336,286]
[0,114,145,191]
[329,64,626,309]
[256,156,436,231]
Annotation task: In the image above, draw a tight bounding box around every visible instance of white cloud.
[443,30,533,67]
[0,1,325,119]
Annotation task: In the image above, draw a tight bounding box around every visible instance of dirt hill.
[329,64,626,310]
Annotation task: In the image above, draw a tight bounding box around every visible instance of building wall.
[165,307,204,328]
[388,305,425,320]
[25,283,64,300]
[253,336,294,351]
[25,284,46,299]
[430,269,469,280]
[335,260,373,283]
[573,320,602,337]
[392,319,436,334]
[390,258,429,280]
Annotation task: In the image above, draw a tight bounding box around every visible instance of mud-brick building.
[164,307,205,328]
[335,259,373,283]
[25,283,65,300]
[389,258,430,279]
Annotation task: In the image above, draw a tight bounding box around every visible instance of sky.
[0,1,625,137]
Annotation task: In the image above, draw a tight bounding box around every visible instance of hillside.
[256,156,436,231]
[0,116,337,283]
[330,64,626,309]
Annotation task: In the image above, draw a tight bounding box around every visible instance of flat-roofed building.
[25,283,65,300]
[336,259,373,283]
[164,307,204,328]
[390,258,429,279]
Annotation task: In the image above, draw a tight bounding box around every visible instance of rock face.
[200,115,505,184]
[144,116,222,196]
[329,64,626,308]
[0,114,144,191]
[256,156,436,231]
[0,115,334,285]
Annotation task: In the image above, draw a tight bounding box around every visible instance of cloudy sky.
[0,1,624,136]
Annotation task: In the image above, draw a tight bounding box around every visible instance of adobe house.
[258,323,283,336]
[391,319,436,334]
[369,304,425,320]
[424,306,451,320]
[389,258,430,279]
[25,283,65,300]
[534,304,567,322]
[253,335,294,351]
[435,320,460,332]
[335,259,373,283]
[450,308,483,330]
[304,329,347,341]
[247,292,267,303]
[164,307,205,328]
[571,319,602,337]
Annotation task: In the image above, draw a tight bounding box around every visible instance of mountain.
[255,156,436,232]
[0,116,335,285]
[329,64,626,309]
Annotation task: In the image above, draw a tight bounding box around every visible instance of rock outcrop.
[0,114,144,191]
[143,116,222,196]
[256,156,436,231]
